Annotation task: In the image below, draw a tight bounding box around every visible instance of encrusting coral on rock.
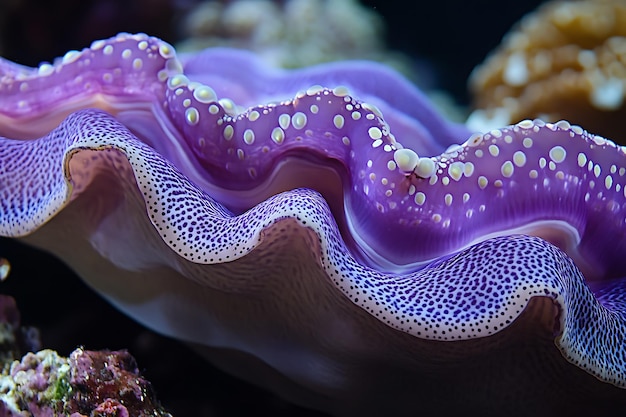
[0,294,171,417]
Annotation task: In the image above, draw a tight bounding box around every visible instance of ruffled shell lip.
[1,106,624,390]
[0,33,625,393]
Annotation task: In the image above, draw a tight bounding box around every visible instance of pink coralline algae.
[0,294,170,416]
[65,348,170,417]
[0,348,171,417]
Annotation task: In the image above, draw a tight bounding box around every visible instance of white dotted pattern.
[0,109,625,388]
[0,34,625,388]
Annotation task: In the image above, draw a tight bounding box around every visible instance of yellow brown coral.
[469,0,626,141]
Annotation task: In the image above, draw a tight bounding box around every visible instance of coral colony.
[469,0,626,141]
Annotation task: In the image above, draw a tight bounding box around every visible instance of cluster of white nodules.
[0,33,183,116]
[384,118,626,229]
[162,66,416,186]
[392,148,436,178]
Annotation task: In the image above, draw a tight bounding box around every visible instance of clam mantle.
[1,33,625,415]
